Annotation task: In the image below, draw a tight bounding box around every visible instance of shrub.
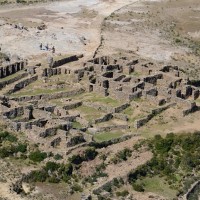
[44,161,60,172]
[0,131,18,143]
[29,150,47,162]
[84,148,98,161]
[99,154,107,161]
[95,163,106,171]
[116,190,129,197]
[154,137,173,154]
[16,143,27,153]
[132,183,144,192]
[71,183,83,192]
[69,155,83,165]
[0,147,11,158]
[175,38,181,43]
[59,163,73,176]
[112,148,132,164]
[28,170,48,182]
[103,183,112,192]
[54,154,63,160]
[64,163,73,175]
[48,176,60,183]
[113,178,120,187]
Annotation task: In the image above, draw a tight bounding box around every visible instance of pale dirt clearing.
[0,0,139,60]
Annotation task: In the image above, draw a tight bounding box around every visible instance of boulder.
[37,23,47,30]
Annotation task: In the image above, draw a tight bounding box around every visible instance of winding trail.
[93,0,140,58]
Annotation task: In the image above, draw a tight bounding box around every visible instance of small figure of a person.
[52,46,55,53]
[40,43,42,50]
[46,44,49,51]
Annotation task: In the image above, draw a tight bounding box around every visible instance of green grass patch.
[137,176,177,199]
[0,71,24,82]
[11,87,69,97]
[75,105,103,121]
[72,121,82,129]
[49,99,65,106]
[130,71,142,77]
[94,131,124,142]
[73,93,120,107]
[89,96,120,107]
[123,107,134,116]
[195,99,200,105]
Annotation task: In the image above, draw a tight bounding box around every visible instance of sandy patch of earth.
[0,0,139,60]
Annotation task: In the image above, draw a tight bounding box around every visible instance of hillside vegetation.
[129,132,200,199]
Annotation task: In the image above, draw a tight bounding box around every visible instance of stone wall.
[113,113,128,121]
[11,88,85,102]
[38,105,56,113]
[42,67,62,77]
[113,103,130,113]
[97,124,129,132]
[94,113,113,124]
[6,75,38,95]
[83,102,130,114]
[0,60,26,78]
[50,137,61,147]
[182,102,199,116]
[134,103,176,129]
[39,127,58,138]
[129,90,142,101]
[3,106,24,119]
[52,55,81,68]
[143,73,163,85]
[63,101,82,110]
[59,114,80,122]
[0,72,28,90]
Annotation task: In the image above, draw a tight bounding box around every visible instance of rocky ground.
[0,0,138,61]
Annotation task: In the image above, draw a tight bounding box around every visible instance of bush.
[64,163,73,175]
[103,183,112,192]
[155,140,173,153]
[128,133,200,194]
[54,154,63,160]
[99,154,107,161]
[84,148,98,161]
[175,38,181,43]
[116,190,129,197]
[69,155,83,165]
[0,147,11,158]
[48,176,60,183]
[29,150,47,162]
[113,178,120,187]
[112,148,132,164]
[28,170,48,182]
[71,183,83,192]
[44,162,60,172]
[132,183,144,192]
[16,143,27,153]
[0,131,18,143]
[68,148,98,165]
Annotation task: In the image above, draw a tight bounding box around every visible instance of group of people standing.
[40,43,55,53]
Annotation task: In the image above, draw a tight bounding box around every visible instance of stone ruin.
[0,54,199,156]
[73,56,199,114]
